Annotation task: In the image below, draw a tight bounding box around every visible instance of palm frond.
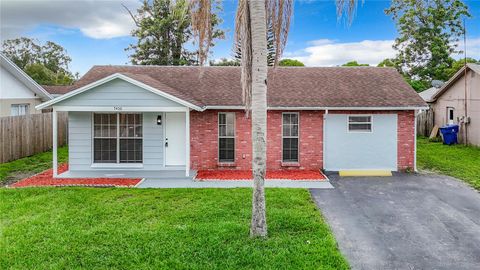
[266,0,293,66]
[336,0,361,24]
[234,0,252,115]
[190,0,212,65]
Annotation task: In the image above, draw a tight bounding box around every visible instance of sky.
[1,0,479,76]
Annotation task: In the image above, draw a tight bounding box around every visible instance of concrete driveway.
[310,173,480,270]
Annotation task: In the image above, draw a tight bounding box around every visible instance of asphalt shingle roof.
[68,65,427,109]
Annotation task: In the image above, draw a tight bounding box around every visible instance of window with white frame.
[11,104,29,116]
[447,107,454,125]
[218,112,235,162]
[93,113,143,164]
[348,115,372,132]
[282,112,299,162]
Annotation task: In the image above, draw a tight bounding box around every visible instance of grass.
[417,137,480,190]
[0,146,68,186]
[0,188,348,269]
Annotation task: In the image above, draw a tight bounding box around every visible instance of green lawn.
[0,188,348,269]
[417,137,480,190]
[0,146,68,186]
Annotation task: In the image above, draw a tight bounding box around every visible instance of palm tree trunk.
[249,0,268,238]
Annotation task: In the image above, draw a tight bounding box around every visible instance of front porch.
[58,169,196,180]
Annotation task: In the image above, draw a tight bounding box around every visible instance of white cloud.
[454,37,480,60]
[0,0,140,40]
[288,39,396,66]
[289,37,480,67]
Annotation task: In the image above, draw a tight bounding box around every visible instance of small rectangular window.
[282,112,299,162]
[11,104,29,116]
[219,112,235,162]
[447,107,454,124]
[348,115,372,132]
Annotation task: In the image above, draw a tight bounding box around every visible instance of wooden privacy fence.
[0,112,68,163]
[417,109,434,137]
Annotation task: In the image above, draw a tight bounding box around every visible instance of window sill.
[217,162,236,167]
[91,163,143,169]
[281,162,300,167]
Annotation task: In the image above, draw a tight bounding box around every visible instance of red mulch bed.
[195,170,327,181]
[10,163,142,188]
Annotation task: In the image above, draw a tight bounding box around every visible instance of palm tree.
[190,0,358,238]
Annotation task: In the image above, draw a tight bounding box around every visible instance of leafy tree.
[445,57,479,78]
[2,37,75,85]
[377,58,398,68]
[125,0,224,66]
[342,60,369,67]
[385,0,470,87]
[24,63,75,85]
[209,58,240,66]
[279,59,305,66]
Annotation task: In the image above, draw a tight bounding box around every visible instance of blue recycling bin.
[439,124,459,145]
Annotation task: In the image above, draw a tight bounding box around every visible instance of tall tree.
[125,0,224,65]
[190,0,357,238]
[385,0,470,86]
[2,37,76,85]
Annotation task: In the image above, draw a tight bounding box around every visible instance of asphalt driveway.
[311,173,480,270]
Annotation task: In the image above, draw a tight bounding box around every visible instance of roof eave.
[36,73,203,111]
[0,53,53,101]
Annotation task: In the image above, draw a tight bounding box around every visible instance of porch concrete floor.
[57,170,196,180]
[137,179,333,189]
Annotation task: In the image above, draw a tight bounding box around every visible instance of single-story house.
[430,63,480,146]
[0,53,53,117]
[36,66,427,178]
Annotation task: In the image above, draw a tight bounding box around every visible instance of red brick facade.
[190,109,415,171]
[397,110,415,171]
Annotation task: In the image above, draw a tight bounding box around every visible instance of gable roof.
[432,63,480,101]
[38,65,427,110]
[0,53,53,101]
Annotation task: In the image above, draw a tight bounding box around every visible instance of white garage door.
[324,114,397,171]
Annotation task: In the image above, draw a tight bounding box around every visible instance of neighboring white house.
[0,53,53,117]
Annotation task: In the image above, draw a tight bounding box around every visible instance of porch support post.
[185,109,190,177]
[52,108,58,177]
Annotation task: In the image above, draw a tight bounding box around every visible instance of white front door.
[165,112,186,166]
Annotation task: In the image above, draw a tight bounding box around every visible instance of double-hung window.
[282,112,299,162]
[218,112,235,162]
[348,116,372,132]
[93,113,143,164]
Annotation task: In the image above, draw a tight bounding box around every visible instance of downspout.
[414,110,418,172]
[323,109,328,171]
[464,65,468,145]
[463,21,468,145]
